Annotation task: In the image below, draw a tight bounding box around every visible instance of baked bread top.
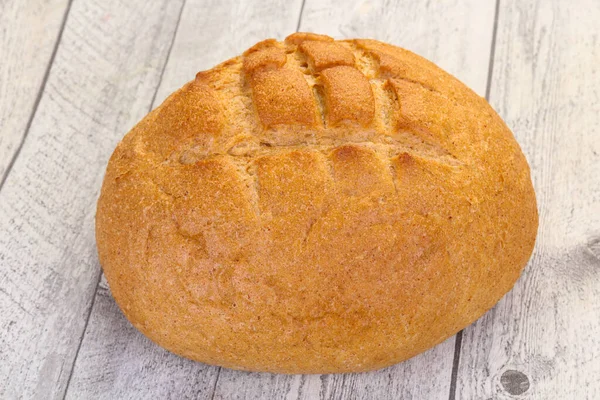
[96,33,538,373]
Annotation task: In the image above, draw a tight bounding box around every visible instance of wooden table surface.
[1,0,599,399]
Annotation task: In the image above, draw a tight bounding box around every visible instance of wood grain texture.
[65,279,220,400]
[64,1,304,399]
[153,0,305,105]
[0,0,70,182]
[299,0,496,97]
[0,1,185,398]
[212,339,456,400]
[456,0,600,398]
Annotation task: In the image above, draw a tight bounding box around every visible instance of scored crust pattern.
[96,33,538,373]
[143,32,485,167]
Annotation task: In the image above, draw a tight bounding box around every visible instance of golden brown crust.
[319,66,375,127]
[249,68,317,127]
[299,40,355,72]
[243,40,287,73]
[95,33,538,373]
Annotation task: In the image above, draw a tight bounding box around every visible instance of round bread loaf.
[96,33,538,373]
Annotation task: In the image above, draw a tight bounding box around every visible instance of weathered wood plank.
[210,1,497,399]
[0,0,70,182]
[65,278,220,400]
[0,1,185,398]
[456,0,600,398]
[152,0,305,106]
[63,1,303,399]
[213,339,456,400]
[298,0,496,97]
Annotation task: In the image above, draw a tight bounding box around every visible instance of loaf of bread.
[96,33,538,373]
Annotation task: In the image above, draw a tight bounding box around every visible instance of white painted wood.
[212,338,456,400]
[64,1,304,399]
[0,0,70,181]
[153,0,305,105]
[456,0,600,398]
[210,1,497,399]
[0,1,185,398]
[299,0,497,97]
[65,286,221,400]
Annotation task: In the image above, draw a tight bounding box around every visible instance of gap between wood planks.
[58,1,189,398]
[0,0,74,195]
[448,0,500,399]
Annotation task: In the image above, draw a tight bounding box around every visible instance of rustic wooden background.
[1,0,599,399]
